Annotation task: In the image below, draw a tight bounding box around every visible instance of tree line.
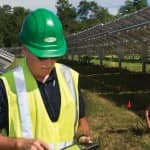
[0,0,148,48]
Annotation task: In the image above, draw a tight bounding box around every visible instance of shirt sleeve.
[78,75,85,119]
[0,79,8,131]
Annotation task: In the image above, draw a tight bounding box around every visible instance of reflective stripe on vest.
[60,65,78,136]
[13,66,33,138]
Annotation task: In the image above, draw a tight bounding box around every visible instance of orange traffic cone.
[127,100,132,110]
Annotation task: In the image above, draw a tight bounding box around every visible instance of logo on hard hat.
[44,37,56,43]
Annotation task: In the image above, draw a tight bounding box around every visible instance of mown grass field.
[8,58,150,150]
[72,55,150,73]
[61,59,150,150]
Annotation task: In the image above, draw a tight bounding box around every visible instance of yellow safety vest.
[0,58,80,149]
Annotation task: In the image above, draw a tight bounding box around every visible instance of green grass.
[103,60,143,72]
[71,55,150,73]
[83,90,150,150]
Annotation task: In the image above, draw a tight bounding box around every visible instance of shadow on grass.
[60,59,150,116]
[105,127,150,136]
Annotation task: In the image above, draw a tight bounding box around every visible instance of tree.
[119,0,136,15]
[11,7,30,46]
[0,5,13,47]
[56,0,78,34]
[77,0,113,29]
[133,0,147,10]
[95,7,113,24]
[56,0,114,34]
[77,0,99,21]
[118,0,148,16]
[0,5,30,47]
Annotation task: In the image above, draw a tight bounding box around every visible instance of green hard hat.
[19,8,67,58]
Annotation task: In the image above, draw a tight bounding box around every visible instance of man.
[0,8,92,150]
[145,105,150,129]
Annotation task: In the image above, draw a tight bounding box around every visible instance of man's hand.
[0,133,50,150]
[78,135,93,144]
[145,110,150,118]
[16,138,50,150]
[145,109,150,129]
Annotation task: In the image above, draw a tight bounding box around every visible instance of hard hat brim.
[24,40,67,58]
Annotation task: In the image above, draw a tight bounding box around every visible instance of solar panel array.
[0,48,15,73]
[67,7,150,63]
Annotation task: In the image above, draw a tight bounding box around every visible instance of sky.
[0,0,150,15]
[0,0,127,15]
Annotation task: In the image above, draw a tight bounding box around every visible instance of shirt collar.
[37,67,56,84]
